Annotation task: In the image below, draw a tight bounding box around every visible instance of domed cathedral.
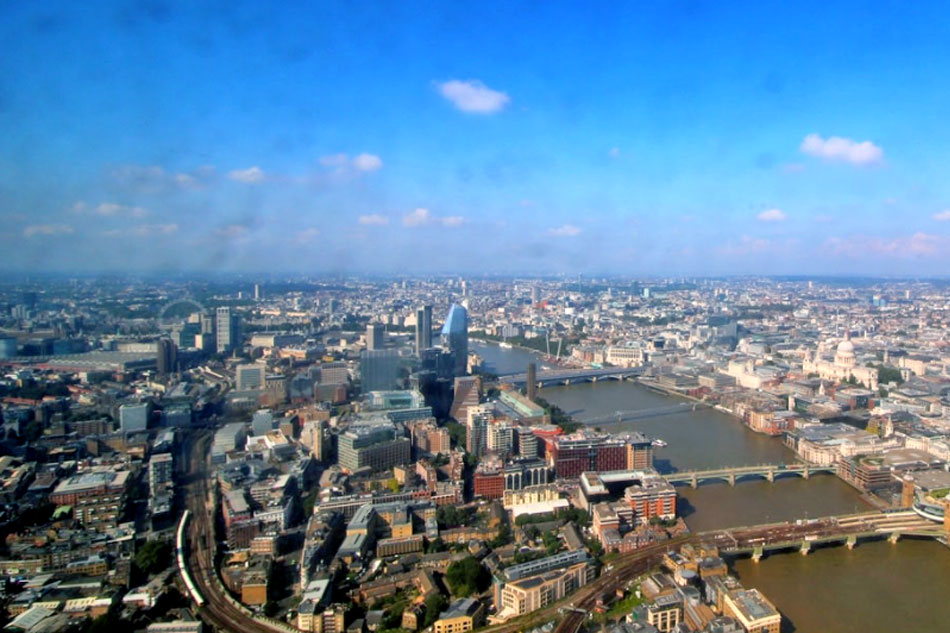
[803,332,878,390]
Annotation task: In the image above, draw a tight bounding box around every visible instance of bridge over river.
[579,401,711,425]
[499,366,643,387]
[663,461,838,488]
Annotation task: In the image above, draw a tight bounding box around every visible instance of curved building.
[441,303,468,377]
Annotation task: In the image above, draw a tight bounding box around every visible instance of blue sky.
[3,1,950,275]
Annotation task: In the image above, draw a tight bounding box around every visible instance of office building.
[366,323,384,351]
[526,362,537,402]
[415,305,433,356]
[119,402,151,434]
[338,419,411,472]
[50,469,130,531]
[301,418,326,461]
[361,349,402,393]
[473,464,504,499]
[722,589,780,633]
[215,306,241,354]
[0,336,17,359]
[441,303,468,377]
[547,433,629,478]
[162,404,192,427]
[498,559,594,619]
[251,409,275,436]
[156,338,177,375]
[236,363,266,391]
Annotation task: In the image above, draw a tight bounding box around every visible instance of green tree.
[446,421,467,447]
[488,524,512,549]
[877,365,904,385]
[135,540,172,576]
[424,593,449,628]
[445,556,490,597]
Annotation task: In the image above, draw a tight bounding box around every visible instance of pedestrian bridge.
[663,462,837,488]
[707,510,948,562]
[581,402,709,425]
[500,366,643,387]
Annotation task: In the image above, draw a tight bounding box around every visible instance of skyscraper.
[156,338,177,375]
[441,303,468,377]
[366,323,384,351]
[216,306,241,354]
[526,362,537,402]
[415,305,433,356]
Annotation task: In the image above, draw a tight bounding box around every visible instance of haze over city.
[4,2,950,275]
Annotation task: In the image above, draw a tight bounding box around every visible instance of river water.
[476,342,950,633]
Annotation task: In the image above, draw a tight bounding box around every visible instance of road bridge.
[500,366,643,388]
[663,462,837,488]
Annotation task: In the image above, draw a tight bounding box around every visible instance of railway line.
[180,430,293,633]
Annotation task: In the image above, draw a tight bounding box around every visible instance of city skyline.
[4,2,950,275]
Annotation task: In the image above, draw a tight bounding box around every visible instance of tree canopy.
[445,556,490,597]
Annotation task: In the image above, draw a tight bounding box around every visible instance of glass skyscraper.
[441,303,468,377]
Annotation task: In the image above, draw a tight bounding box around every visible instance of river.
[477,342,950,632]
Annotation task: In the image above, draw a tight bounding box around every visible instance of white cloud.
[436,79,510,114]
[292,228,320,244]
[548,224,582,237]
[110,164,215,193]
[216,224,249,239]
[228,166,266,183]
[127,224,179,237]
[24,224,73,237]
[757,208,787,222]
[95,202,148,218]
[800,134,883,165]
[608,147,621,158]
[403,208,431,227]
[319,153,383,175]
[352,153,383,172]
[933,210,950,221]
[71,201,87,213]
[359,214,389,226]
[401,208,465,228]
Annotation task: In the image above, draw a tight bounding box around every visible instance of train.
[176,509,206,607]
